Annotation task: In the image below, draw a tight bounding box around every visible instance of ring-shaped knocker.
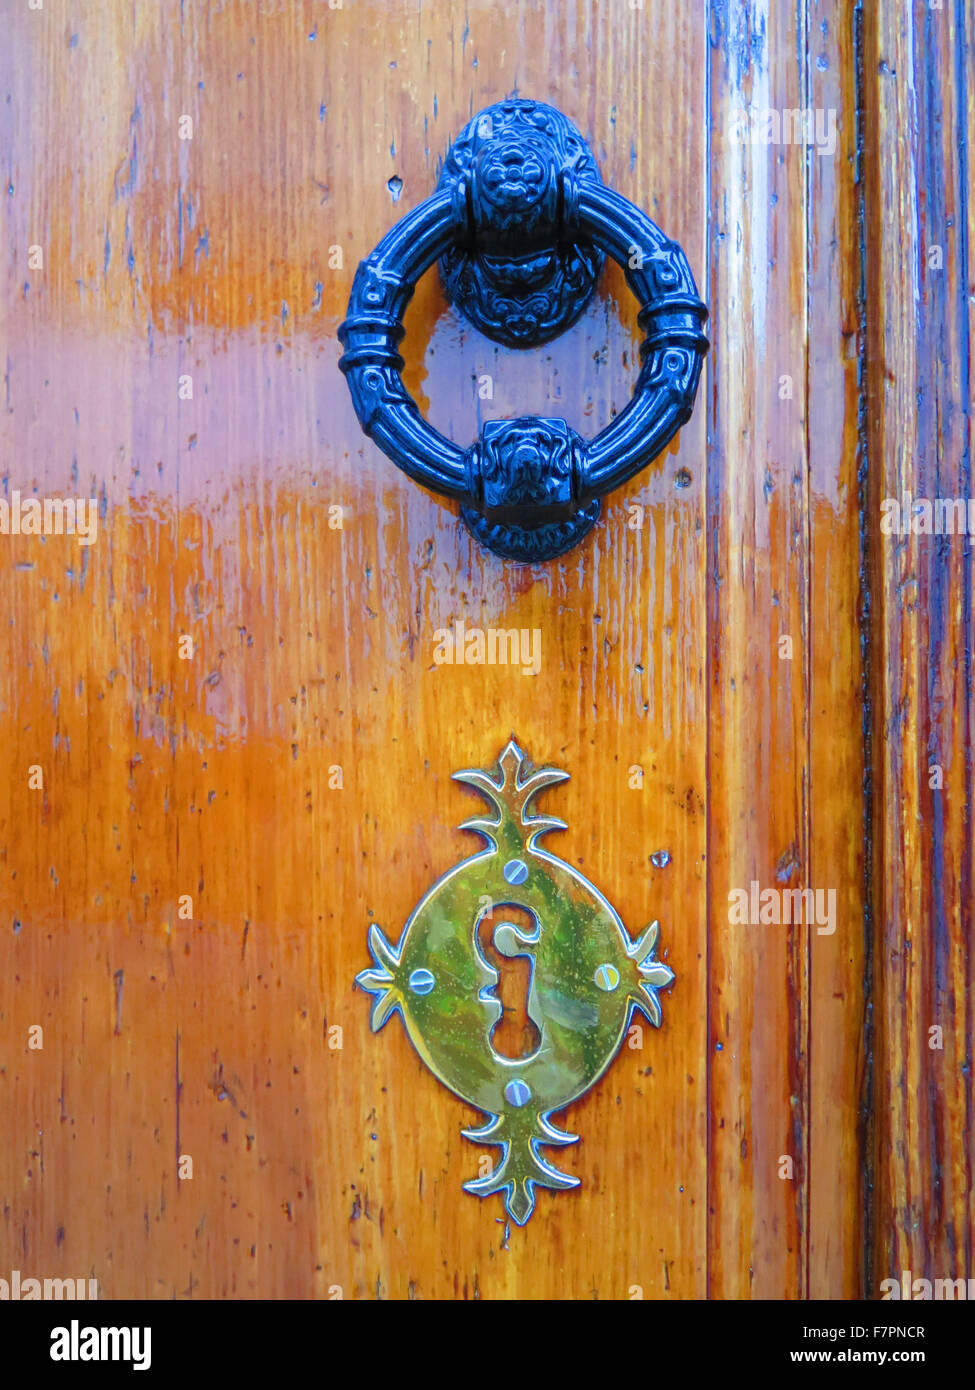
[338,99,709,563]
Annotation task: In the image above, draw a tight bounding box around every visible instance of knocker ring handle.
[338,100,709,562]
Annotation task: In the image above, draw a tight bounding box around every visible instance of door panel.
[707,0,866,1299]
[0,0,969,1302]
[864,2,975,1287]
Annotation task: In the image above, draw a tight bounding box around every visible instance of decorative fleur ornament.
[354,740,674,1225]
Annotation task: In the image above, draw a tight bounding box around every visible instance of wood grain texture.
[806,0,868,1301]
[0,0,966,1302]
[707,0,812,1299]
[863,0,974,1292]
[706,0,866,1298]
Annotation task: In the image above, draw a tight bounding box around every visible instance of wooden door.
[1,0,971,1302]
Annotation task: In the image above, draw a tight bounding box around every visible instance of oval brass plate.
[355,739,674,1225]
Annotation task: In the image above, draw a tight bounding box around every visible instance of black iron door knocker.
[339,99,708,562]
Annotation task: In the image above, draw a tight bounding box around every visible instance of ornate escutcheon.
[354,739,674,1225]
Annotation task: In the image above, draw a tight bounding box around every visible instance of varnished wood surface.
[708,0,865,1300]
[863,1,974,1291]
[0,0,969,1300]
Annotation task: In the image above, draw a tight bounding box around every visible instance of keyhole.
[477,907,542,1060]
